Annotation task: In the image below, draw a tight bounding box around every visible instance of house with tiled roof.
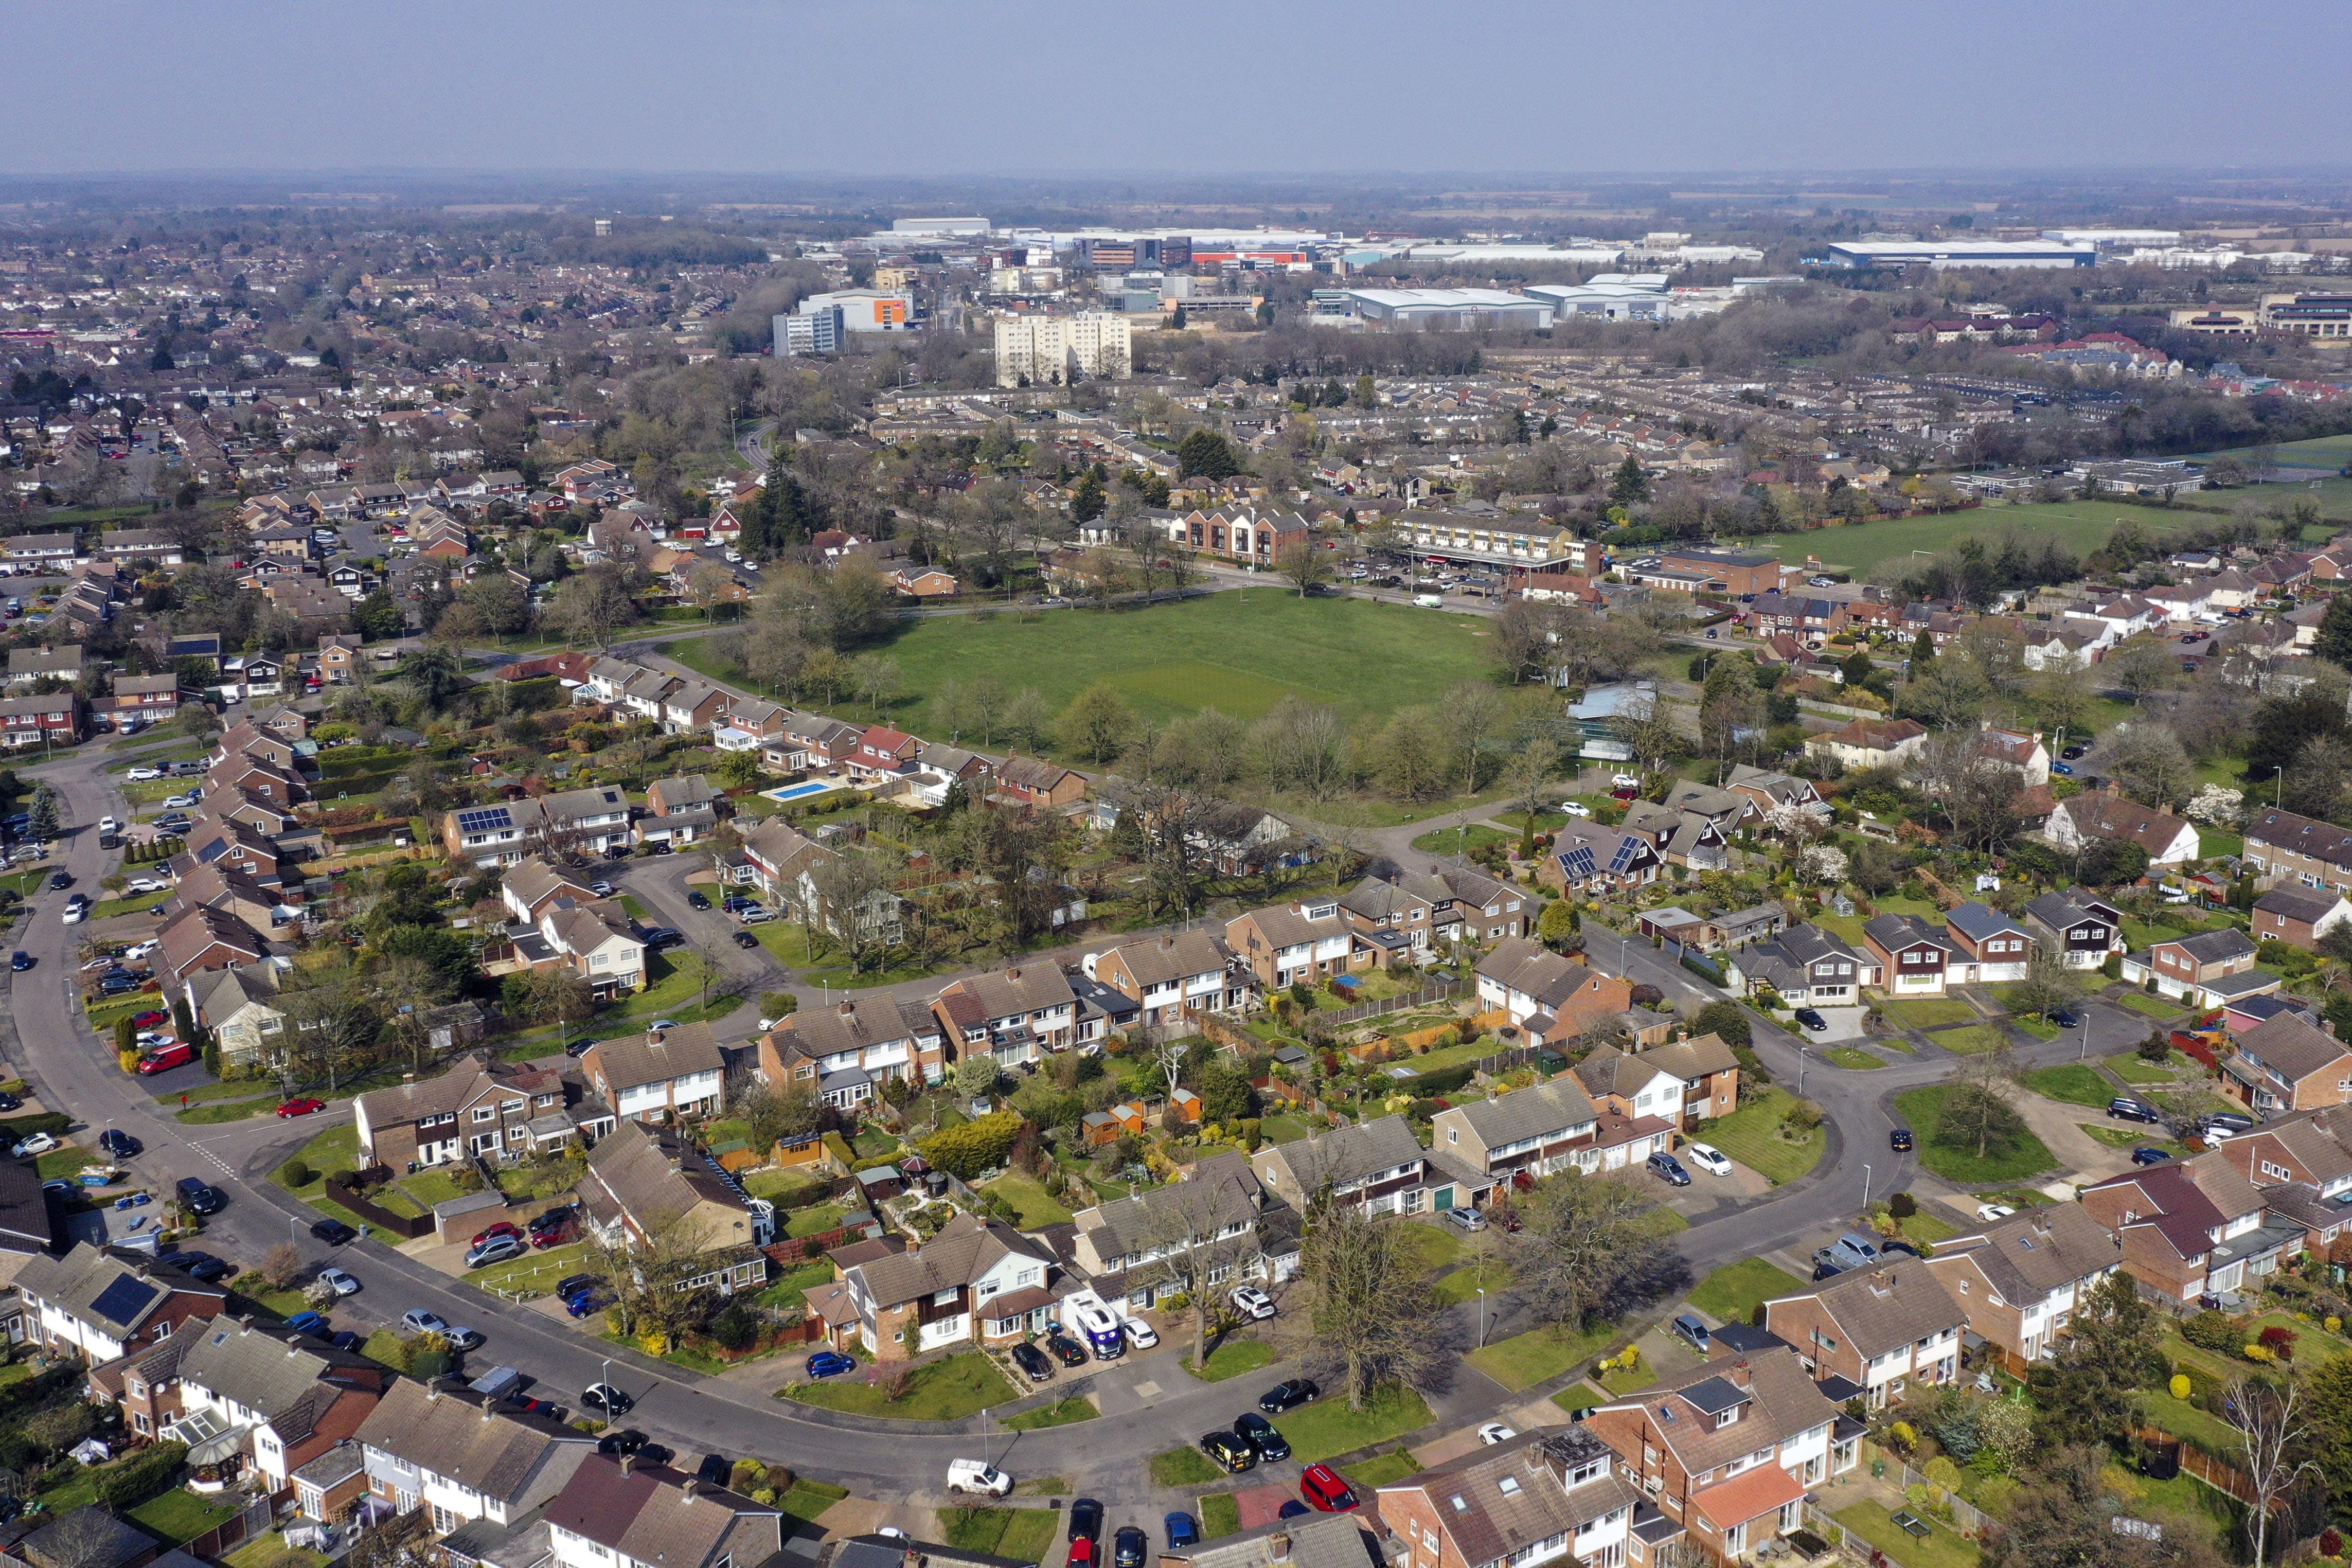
[2021,889,2125,970]
[1940,901,2035,984]
[498,856,599,925]
[543,1454,782,1568]
[758,996,949,1107]
[1581,1345,1854,1563]
[1924,1204,2123,1365]
[931,964,1077,1055]
[186,963,286,1070]
[1085,929,1249,1029]
[574,1121,770,1297]
[1473,937,1635,1045]
[354,1052,580,1170]
[1376,1427,1645,1568]
[2220,1012,2352,1115]
[1536,823,1661,898]
[15,1245,228,1363]
[581,1023,724,1125]
[156,903,271,987]
[1803,716,1927,771]
[2046,789,2200,866]
[2079,1152,2297,1305]
[1762,1256,1966,1407]
[2121,926,2273,1009]
[2244,806,2352,895]
[1068,1152,1292,1312]
[1250,1114,1457,1218]
[1430,1075,1670,1183]
[1573,1033,1741,1131]
[354,1376,596,1536]
[842,1209,1054,1360]
[1225,895,1367,990]
[636,774,718,847]
[2252,885,2352,950]
[1861,913,1957,997]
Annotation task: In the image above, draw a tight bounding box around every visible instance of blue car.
[806,1350,857,1380]
[2052,762,2074,775]
[1165,1514,1200,1549]
[284,1311,329,1338]
[2132,1147,2172,1166]
[564,1291,608,1318]
[8,953,28,972]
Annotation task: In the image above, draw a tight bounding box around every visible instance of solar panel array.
[90,1274,159,1328]
[455,807,513,834]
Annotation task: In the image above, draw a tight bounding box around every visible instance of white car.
[317,1268,362,1296]
[125,768,163,782]
[1560,801,1592,817]
[162,794,197,809]
[1121,1317,1160,1349]
[61,903,85,925]
[122,940,159,961]
[444,1327,485,1351]
[136,1031,175,1048]
[97,817,119,834]
[1975,1203,2017,1222]
[1611,774,1641,789]
[947,1459,1012,1496]
[1477,1422,1518,1446]
[10,1133,57,1158]
[124,878,167,895]
[1229,1285,1276,1321]
[1683,1143,1734,1178]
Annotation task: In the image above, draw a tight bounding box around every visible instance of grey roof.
[21,1509,152,1568]
[15,1244,223,1335]
[2254,886,2345,925]
[2025,890,2111,934]
[1377,1429,1637,1568]
[1863,913,1954,955]
[1164,1513,1382,1568]
[1944,901,2028,942]
[353,1377,593,1502]
[1936,1204,2119,1306]
[849,1210,1050,1308]
[1254,1114,1423,1196]
[1075,1151,1263,1263]
[2162,928,2258,966]
[1445,1076,1600,1148]
[2235,1012,2352,1085]
[1475,937,1606,1010]
[586,1021,723,1092]
[1788,1256,1967,1358]
[1104,929,1233,987]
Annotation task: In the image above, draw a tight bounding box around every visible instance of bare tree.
[2226,1375,2319,1568]
[1447,681,1512,798]
[806,849,901,974]
[1132,1171,1261,1370]
[1275,540,1333,598]
[584,1205,726,1343]
[1294,1197,1445,1409]
[1518,1169,1680,1330]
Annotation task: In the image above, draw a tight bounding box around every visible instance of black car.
[696,1454,732,1488]
[2108,1097,2162,1124]
[311,1218,358,1245]
[1234,1412,1292,1462]
[528,1205,576,1238]
[1811,1259,1847,1281]
[599,1429,647,1456]
[640,927,683,950]
[1113,1527,1147,1568]
[1199,1431,1256,1473]
[2060,745,2087,761]
[686,891,711,910]
[732,930,759,949]
[0,1091,19,1112]
[1009,1341,1054,1382]
[2047,1008,2080,1029]
[1793,1007,1829,1032]
[46,871,69,891]
[1068,1500,1103,1545]
[1045,1334,1089,1367]
[557,1273,599,1300]
[582,1383,633,1416]
[176,1177,224,1214]
[1889,1127,1914,1152]
[565,1035,595,1057]
[1258,1379,1320,1414]
[97,1129,141,1159]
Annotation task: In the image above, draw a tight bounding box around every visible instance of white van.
[947,1459,1012,1496]
[1413,593,1444,609]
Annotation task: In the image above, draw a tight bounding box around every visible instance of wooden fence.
[323,1167,435,1239]
[1323,979,1462,1028]
[2129,1426,2259,1505]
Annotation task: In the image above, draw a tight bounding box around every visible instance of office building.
[774,307,839,358]
[2259,293,2352,336]
[992,313,1132,387]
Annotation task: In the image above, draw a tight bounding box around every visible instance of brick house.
[1802,716,1927,771]
[931,964,1078,1055]
[1923,1205,2123,1365]
[1430,1077,1671,1184]
[2122,928,2272,1009]
[994,754,1088,808]
[1225,896,1366,989]
[15,1245,229,1362]
[582,1023,725,1125]
[1536,825,1661,898]
[1573,1034,1741,1131]
[354,1377,595,1536]
[1861,913,1956,997]
[1067,1152,1292,1312]
[2022,889,2126,970]
[157,903,270,987]
[1474,938,1635,1044]
[1762,1257,1967,1407]
[1940,901,2035,985]
[2078,1153,2298,1305]
[2220,1012,2352,1114]
[2252,886,2352,950]
[0,690,82,747]
[1375,1428,1640,1568]
[1735,924,1876,1007]
[575,1121,771,1298]
[1086,930,1249,1030]
[758,997,950,1106]
[353,1053,577,1170]
[1250,1114,1457,1218]
[2242,806,2352,895]
[840,1210,1054,1360]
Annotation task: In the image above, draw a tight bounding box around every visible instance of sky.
[7,0,2351,179]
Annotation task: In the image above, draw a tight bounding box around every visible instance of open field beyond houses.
[1729,498,2206,577]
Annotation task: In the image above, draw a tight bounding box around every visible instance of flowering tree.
[2187,783,2245,828]
[1798,843,1848,884]
[1765,803,1825,842]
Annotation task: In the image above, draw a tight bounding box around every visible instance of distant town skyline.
[9,0,2350,179]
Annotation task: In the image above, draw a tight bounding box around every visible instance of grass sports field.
[1725,498,2204,577]
[856,590,1494,735]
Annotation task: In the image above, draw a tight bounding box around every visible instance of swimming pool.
[764,780,842,804]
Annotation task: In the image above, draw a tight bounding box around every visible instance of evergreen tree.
[2027,1273,2160,1445]
[1069,466,1107,523]
[1608,454,1651,507]
[1511,408,1532,444]
[2315,592,2352,670]
[1909,629,1937,673]
[1175,430,1241,480]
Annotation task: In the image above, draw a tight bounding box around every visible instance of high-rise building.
[774,306,841,357]
[992,314,1133,388]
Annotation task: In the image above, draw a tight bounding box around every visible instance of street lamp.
[1476,1287,1488,1349]
[1862,1163,1874,1208]
[2077,1012,2089,1063]
[1797,1047,1808,1098]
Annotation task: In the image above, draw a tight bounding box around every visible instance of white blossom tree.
[1798,843,1849,884]
[2187,783,2245,828]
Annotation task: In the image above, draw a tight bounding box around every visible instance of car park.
[1229,1285,1276,1320]
[317,1268,361,1296]
[1258,1379,1319,1414]
[1199,1431,1256,1473]
[1683,1143,1732,1177]
[1647,1151,1691,1186]
[1009,1341,1053,1381]
[277,1098,327,1117]
[1793,1007,1829,1032]
[1298,1465,1360,1512]
[1234,1413,1291,1462]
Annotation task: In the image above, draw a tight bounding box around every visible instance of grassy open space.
[1152,1446,1224,1487]
[1004,1395,1096,1432]
[1823,1047,1885,1070]
[1894,1085,2057,1185]
[2020,1063,2114,1108]
[1932,1025,2012,1056]
[2119,991,2186,1021]
[782,1351,1015,1419]
[1833,1502,1982,1568]
[128,1485,243,1544]
[468,1241,588,1299]
[1466,1320,1619,1392]
[1273,1383,1432,1462]
[1734,499,2200,578]
[1877,997,1976,1028]
[1700,1086,1826,1186]
[934,1507,1059,1564]
[1687,1258,1806,1323]
[983,1170,1074,1229]
[2108,1050,2194,1084]
[1186,1338,1276,1382]
[690,591,1498,752]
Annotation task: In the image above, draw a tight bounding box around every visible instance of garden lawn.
[1823,1047,1885,1070]
[1687,1258,1806,1323]
[2079,1122,2187,1155]
[1005,1395,1096,1432]
[2109,1050,2193,1084]
[467,1241,587,1299]
[983,1171,1073,1229]
[2119,991,2186,1021]
[934,1507,1058,1564]
[1833,1502,1982,1568]
[128,1486,242,1544]
[1433,1256,1513,1306]
[2020,1064,2114,1108]
[781,1479,851,1524]
[1894,1085,2057,1184]
[1551,1383,1607,1418]
[1389,1221,1464,1274]
[784,1204,845,1239]
[1187,1339,1275,1382]
[1931,1026,2011,1056]
[1343,1451,1422,1489]
[743,1168,832,1205]
[271,1122,369,1228]
[1272,1383,1431,1462]
[758,1260,835,1312]
[782,1352,1015,1419]
[1410,824,1517,857]
[1200,1494,1241,1540]
[1466,1320,1618,1393]
[1877,998,1975,1028]
[1699,1087,1825,1186]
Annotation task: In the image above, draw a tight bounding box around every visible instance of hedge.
[96,1439,186,1508]
[0,1112,73,1142]
[1388,1064,1476,1098]
[921,1110,1024,1180]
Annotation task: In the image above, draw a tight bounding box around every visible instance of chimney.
[1729,1359,1751,1389]
[1006,968,1021,979]
[618,1454,634,1476]
[1269,1535,1292,1565]
[839,1001,856,1017]
[906,1237,920,1257]
[682,1478,701,1501]
[648,1028,663,1044]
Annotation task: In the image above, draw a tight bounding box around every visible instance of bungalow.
[2045,791,2201,867]
[1536,823,1661,898]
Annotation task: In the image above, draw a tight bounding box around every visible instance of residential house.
[544,1455,783,1568]
[1940,902,2035,984]
[1226,897,1366,990]
[5,645,82,686]
[1573,1033,1742,1131]
[2243,807,2352,895]
[840,1210,1055,1359]
[110,672,183,723]
[2022,889,2126,970]
[1762,1257,1967,1407]
[354,1376,596,1536]
[1085,930,1249,1031]
[156,903,270,988]
[1635,904,1785,955]
[1474,938,1636,1045]
[1250,1114,1453,1218]
[172,815,297,892]
[737,818,904,948]
[14,1245,229,1362]
[1582,1348,1853,1565]
[1660,780,1758,833]
[186,963,287,1069]
[1067,1152,1290,1314]
[575,1121,771,1296]
[930,965,1079,1056]
[1861,914,1957,997]
[1431,1076,1670,1185]
[2220,1012,2352,1115]
[2121,927,2275,1009]
[1803,717,1927,771]
[1972,724,2051,786]
[440,787,634,866]
[1735,924,1877,1007]
[353,1054,577,1170]
[758,997,950,1107]
[2079,1153,2298,1305]
[498,857,599,925]
[539,899,646,1000]
[637,774,718,848]
[169,862,290,935]
[1536,824,1661,898]
[1162,1513,1381,1568]
[317,634,363,684]
[2252,886,2352,950]
[849,725,922,780]
[2045,790,2201,867]
[1375,1428,1644,1568]
[988,755,1089,811]
[1722,765,1828,823]
[1924,1205,2124,1365]
[0,690,82,747]
[581,1023,725,1125]
[1620,804,1730,872]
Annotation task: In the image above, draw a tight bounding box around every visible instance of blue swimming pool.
[764,781,839,803]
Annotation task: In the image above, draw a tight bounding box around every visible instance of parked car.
[8,953,28,972]
[284,1311,329,1338]
[402,1309,450,1336]
[1976,1203,2018,1221]
[588,880,615,898]
[565,1291,609,1318]
[556,1274,598,1300]
[739,908,775,924]
[1229,1285,1276,1320]
[946,1459,1012,1496]
[131,1010,168,1028]
[467,1235,526,1269]
[1164,1514,1199,1550]
[277,1098,327,1117]
[1258,1379,1320,1414]
[598,1429,647,1456]
[473,1221,523,1247]
[136,1043,194,1074]
[1444,1205,1489,1232]
[582,1382,632,1415]
[1682,1143,1733,1177]
[1234,1413,1291,1462]
[1793,1007,1829,1032]
[1009,1341,1053,1382]
[1298,1465,1360,1512]
[443,1327,484,1351]
[1477,1422,1518,1446]
[2133,1147,2171,1166]
[175,1177,224,1215]
[2108,1097,2162,1124]
[312,1219,358,1246]
[1198,1431,1256,1473]
[317,1268,361,1296]
[1671,1314,1713,1353]
[1045,1334,1089,1367]
[732,930,760,949]
[1647,1151,1691,1187]
[1121,1317,1160,1350]
[686,891,711,910]
[1113,1527,1147,1568]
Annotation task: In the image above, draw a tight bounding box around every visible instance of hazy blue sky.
[9,0,2350,177]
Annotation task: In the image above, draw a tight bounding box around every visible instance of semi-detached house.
[1225,896,1364,990]
[1572,1034,1741,1132]
[354,1376,595,1537]
[353,1053,580,1170]
[840,1210,1055,1360]
[2222,1012,2352,1114]
[1474,938,1635,1046]
[1763,1256,1967,1408]
[1086,930,1248,1030]
[14,1245,228,1363]
[2243,806,2352,895]
[1431,1076,1670,1188]
[1250,1114,1458,1218]
[931,964,1077,1055]
[441,787,633,866]
[1924,1204,2122,1367]
[1376,1428,1641,1568]
[574,1121,771,1296]
[2079,1150,2303,1305]
[544,1455,782,1568]
[582,1022,725,1125]
[1068,1152,1293,1313]
[758,997,949,1107]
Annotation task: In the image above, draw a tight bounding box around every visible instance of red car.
[131,1011,169,1029]
[1299,1465,1359,1513]
[276,1097,327,1118]
[1066,1542,1094,1568]
[473,1221,523,1248]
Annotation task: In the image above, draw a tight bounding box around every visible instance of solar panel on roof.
[90,1275,159,1328]
[455,807,512,834]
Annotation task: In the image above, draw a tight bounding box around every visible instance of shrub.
[1886,1420,1917,1453]
[1692,1000,1751,1048]
[1888,1191,1916,1219]
[281,1159,313,1188]
[2258,1324,2298,1360]
[2170,1373,2191,1400]
[2182,1309,2240,1351]
[96,1439,188,1508]
[1923,1456,1963,1492]
[2137,1033,2172,1064]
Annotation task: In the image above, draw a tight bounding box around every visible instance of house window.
[473,1106,495,1122]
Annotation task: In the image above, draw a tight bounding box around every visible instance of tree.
[850,653,900,716]
[584,1204,728,1343]
[2314,592,2352,671]
[1518,1169,1681,1331]
[1503,737,1562,857]
[2106,637,2181,706]
[1983,1446,2213,1568]
[953,1054,1001,1097]
[353,589,406,641]
[2226,1375,2319,1568]
[805,849,900,974]
[1698,657,1766,763]
[2006,945,2087,1022]
[684,561,738,621]
[1691,1000,1752,1048]
[2100,723,2197,807]
[1607,454,1650,508]
[2027,1272,2163,1446]
[1274,540,1332,597]
[544,565,642,650]
[1374,707,1449,801]
[24,785,59,841]
[260,1242,306,1290]
[1058,682,1136,765]
[1068,466,1107,524]
[1446,681,1511,798]
[1295,1198,1445,1410]
[1133,1165,1263,1369]
[1175,430,1241,480]
[395,645,467,711]
[1939,1074,2024,1163]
